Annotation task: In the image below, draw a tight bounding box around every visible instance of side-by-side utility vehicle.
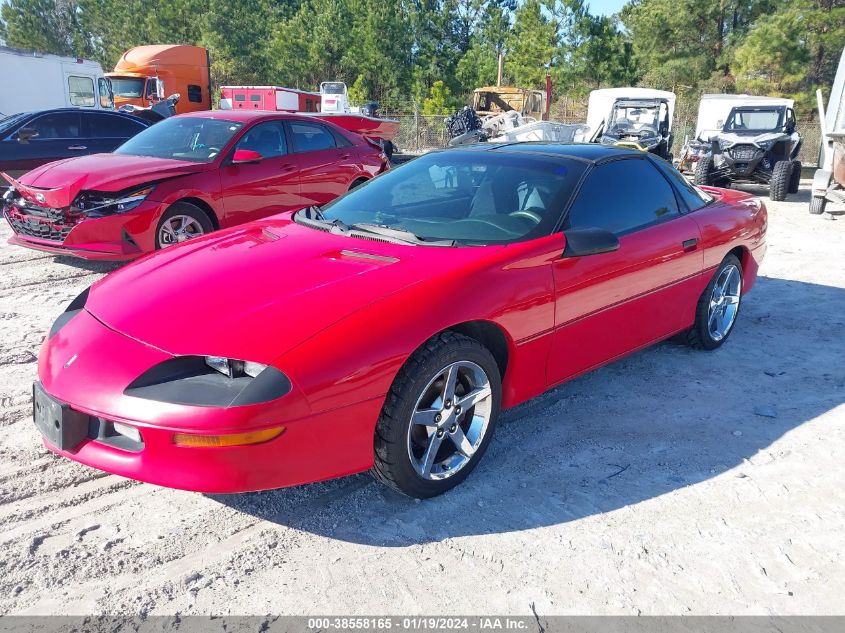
[693,99,801,201]
[587,88,676,161]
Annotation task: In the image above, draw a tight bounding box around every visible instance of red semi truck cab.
[106,45,211,114]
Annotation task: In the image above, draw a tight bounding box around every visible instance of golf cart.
[587,88,676,161]
[693,98,801,201]
[811,46,845,215]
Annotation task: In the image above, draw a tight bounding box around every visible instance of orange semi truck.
[106,45,211,114]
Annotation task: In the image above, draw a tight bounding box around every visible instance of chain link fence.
[389,104,822,166]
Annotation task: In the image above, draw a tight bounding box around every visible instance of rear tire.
[769,160,792,201]
[155,202,214,250]
[789,160,802,194]
[686,254,743,351]
[371,332,501,499]
[809,196,827,215]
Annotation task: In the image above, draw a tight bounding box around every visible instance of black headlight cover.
[49,287,90,339]
[124,356,292,407]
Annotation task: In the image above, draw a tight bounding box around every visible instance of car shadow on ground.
[212,275,845,546]
[51,255,124,274]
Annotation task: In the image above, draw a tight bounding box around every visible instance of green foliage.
[422,79,458,114]
[505,0,557,88]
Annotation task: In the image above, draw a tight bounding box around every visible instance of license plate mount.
[32,382,89,451]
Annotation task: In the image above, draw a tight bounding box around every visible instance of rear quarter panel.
[690,187,767,292]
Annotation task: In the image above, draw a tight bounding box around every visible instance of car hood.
[84,216,486,365]
[7,154,207,208]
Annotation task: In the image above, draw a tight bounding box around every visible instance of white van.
[0,46,114,117]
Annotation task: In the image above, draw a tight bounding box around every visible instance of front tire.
[686,254,743,350]
[693,155,714,186]
[371,332,502,498]
[155,202,214,250]
[769,160,792,201]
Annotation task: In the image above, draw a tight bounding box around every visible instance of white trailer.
[0,46,113,117]
[809,46,845,215]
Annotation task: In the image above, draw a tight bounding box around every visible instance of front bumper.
[3,198,164,261]
[37,309,381,493]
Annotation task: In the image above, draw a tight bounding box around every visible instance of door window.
[68,76,96,107]
[86,113,146,138]
[25,113,82,140]
[649,156,712,211]
[188,84,203,103]
[234,121,288,158]
[289,122,337,152]
[565,158,679,235]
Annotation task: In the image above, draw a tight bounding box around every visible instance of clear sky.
[588,0,629,16]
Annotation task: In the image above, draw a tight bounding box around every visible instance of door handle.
[340,153,351,160]
[682,238,698,251]
[280,164,295,171]
[67,145,87,150]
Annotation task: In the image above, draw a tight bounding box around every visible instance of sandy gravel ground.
[0,182,843,617]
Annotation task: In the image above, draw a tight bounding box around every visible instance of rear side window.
[26,113,82,140]
[234,94,246,102]
[68,76,95,107]
[188,85,203,103]
[87,113,146,138]
[250,94,261,102]
[289,122,336,152]
[649,156,712,211]
[566,158,679,235]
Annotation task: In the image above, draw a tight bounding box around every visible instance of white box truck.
[0,46,114,117]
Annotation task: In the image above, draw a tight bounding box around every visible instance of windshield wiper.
[349,222,456,247]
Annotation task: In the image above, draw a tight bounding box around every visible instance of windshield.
[724,108,783,132]
[114,117,243,163]
[316,151,585,245]
[322,82,346,95]
[110,77,146,99]
[609,102,660,132]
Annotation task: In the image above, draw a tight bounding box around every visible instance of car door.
[547,156,704,386]
[4,111,84,176]
[81,111,148,154]
[287,120,360,206]
[219,119,302,226]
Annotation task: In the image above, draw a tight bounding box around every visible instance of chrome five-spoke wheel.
[707,263,742,341]
[372,331,502,498]
[408,360,493,480]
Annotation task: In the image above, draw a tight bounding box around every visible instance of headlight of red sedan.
[124,356,292,407]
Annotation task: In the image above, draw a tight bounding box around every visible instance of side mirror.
[17,127,38,143]
[659,122,669,136]
[562,227,620,258]
[232,149,263,164]
[785,120,796,134]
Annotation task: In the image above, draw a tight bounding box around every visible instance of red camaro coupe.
[2,111,388,260]
[34,144,767,498]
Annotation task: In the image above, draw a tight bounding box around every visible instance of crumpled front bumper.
[3,198,163,261]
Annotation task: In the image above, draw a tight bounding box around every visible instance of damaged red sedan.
[34,144,766,498]
[2,110,388,260]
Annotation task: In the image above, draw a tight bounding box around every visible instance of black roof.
[452,142,643,163]
[8,107,148,120]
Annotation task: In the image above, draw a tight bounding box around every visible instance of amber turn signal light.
[172,426,285,448]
